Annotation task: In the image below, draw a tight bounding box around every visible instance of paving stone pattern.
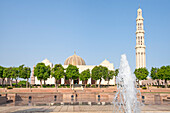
[0,105,170,113]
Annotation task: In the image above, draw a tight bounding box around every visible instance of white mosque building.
[31,52,115,85]
[30,7,146,86]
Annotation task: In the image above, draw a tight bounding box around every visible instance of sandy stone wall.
[139,88,170,93]
[0,87,170,93]
[0,88,170,104]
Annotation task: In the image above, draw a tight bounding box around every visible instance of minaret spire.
[135,7,146,69]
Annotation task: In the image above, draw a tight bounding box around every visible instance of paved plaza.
[0,105,170,113]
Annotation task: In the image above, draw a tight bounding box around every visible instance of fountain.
[113,54,141,113]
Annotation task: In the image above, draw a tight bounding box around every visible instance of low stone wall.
[139,88,170,93]
[1,87,170,93]
[58,89,74,93]
[0,88,5,93]
[31,88,58,93]
[15,93,63,102]
[6,88,31,93]
[5,92,169,104]
[1,88,75,93]
[140,93,170,105]
[1,87,170,105]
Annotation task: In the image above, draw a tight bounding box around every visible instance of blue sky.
[0,0,170,74]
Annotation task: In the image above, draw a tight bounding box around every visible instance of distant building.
[31,52,115,85]
[140,77,170,86]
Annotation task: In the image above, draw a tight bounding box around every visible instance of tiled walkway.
[0,105,170,113]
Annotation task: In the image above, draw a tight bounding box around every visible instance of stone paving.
[0,105,170,113]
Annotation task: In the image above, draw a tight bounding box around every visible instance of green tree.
[43,65,51,85]
[18,80,29,86]
[134,68,149,86]
[66,64,79,88]
[51,64,65,88]
[0,66,5,87]
[79,69,90,88]
[157,65,170,88]
[34,63,50,87]
[18,64,24,76]
[19,66,31,88]
[114,69,119,77]
[3,67,13,86]
[103,70,114,86]
[11,67,19,86]
[9,67,14,87]
[18,65,30,88]
[10,67,17,86]
[2,68,8,86]
[150,67,159,87]
[92,65,108,88]
[0,66,4,78]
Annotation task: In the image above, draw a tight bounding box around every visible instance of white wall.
[34,60,115,85]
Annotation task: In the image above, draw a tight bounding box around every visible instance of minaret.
[31,65,35,85]
[135,7,146,69]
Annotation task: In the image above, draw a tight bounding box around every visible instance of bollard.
[142,96,145,103]
[28,96,32,103]
[98,95,100,102]
[71,95,74,101]
[54,95,57,101]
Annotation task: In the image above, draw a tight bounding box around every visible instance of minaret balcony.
[136,30,145,34]
[135,45,146,49]
[136,17,144,21]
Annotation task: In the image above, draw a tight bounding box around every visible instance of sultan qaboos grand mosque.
[30,7,146,85]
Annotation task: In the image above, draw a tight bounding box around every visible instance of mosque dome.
[64,52,86,65]
[100,59,111,65]
[42,58,53,67]
[100,59,114,70]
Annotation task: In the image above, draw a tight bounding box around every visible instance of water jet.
[113,54,141,113]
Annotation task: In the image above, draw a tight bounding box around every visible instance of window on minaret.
[138,23,142,30]
[140,23,142,30]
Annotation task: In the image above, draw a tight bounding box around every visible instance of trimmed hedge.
[142,86,147,89]
[7,86,13,89]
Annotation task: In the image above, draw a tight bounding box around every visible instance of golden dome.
[64,52,86,65]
